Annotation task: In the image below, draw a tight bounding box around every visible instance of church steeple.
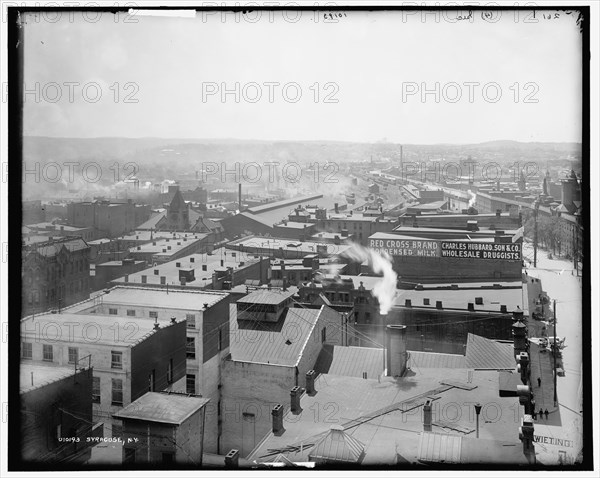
[167,186,189,231]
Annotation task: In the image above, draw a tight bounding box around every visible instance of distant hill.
[22,136,582,166]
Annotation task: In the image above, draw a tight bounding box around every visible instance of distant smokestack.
[238,183,242,211]
[423,400,432,432]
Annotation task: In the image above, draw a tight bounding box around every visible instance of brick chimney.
[225,449,239,468]
[290,386,301,414]
[272,404,284,434]
[517,352,530,385]
[512,321,528,357]
[386,325,407,377]
[423,400,432,432]
[306,370,316,395]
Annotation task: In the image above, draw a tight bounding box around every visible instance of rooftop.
[112,248,261,288]
[237,289,295,306]
[113,392,210,425]
[86,285,228,311]
[394,286,523,312]
[20,362,84,394]
[230,305,339,366]
[248,369,524,466]
[21,312,177,347]
[227,236,351,257]
[24,237,89,256]
[129,234,208,256]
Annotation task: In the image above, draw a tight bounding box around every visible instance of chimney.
[512,321,528,357]
[306,370,316,395]
[238,183,242,211]
[423,400,432,432]
[386,325,407,377]
[512,308,524,322]
[519,415,535,458]
[517,352,530,385]
[290,386,301,414]
[334,203,339,214]
[272,404,284,434]
[220,259,224,267]
[225,449,239,468]
[153,318,160,330]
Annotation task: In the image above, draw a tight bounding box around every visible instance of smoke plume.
[342,243,397,315]
[467,189,476,208]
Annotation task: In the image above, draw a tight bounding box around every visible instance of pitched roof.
[464,334,516,369]
[308,426,365,463]
[407,351,467,369]
[313,344,384,379]
[230,305,337,366]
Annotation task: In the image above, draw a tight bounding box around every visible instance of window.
[68,347,79,364]
[109,308,118,315]
[167,359,173,384]
[111,351,123,369]
[186,374,195,394]
[43,344,53,362]
[126,309,136,317]
[186,314,196,328]
[321,327,326,343]
[148,370,155,392]
[92,377,101,403]
[186,337,196,359]
[21,342,32,359]
[149,311,158,319]
[111,378,123,405]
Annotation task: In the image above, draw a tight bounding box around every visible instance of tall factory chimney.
[238,183,242,211]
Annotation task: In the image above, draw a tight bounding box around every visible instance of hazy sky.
[22,8,583,143]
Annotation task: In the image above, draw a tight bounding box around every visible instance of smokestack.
[423,400,432,432]
[334,203,339,214]
[238,183,242,211]
[386,325,407,377]
[272,404,284,434]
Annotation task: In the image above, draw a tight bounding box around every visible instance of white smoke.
[467,189,476,208]
[342,243,398,315]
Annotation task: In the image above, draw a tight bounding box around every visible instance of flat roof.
[130,234,208,256]
[21,312,177,347]
[95,285,228,311]
[237,289,296,305]
[20,362,82,394]
[274,222,315,229]
[248,368,524,465]
[227,236,351,256]
[113,392,210,425]
[394,287,523,312]
[230,305,338,366]
[113,248,261,288]
[313,345,384,379]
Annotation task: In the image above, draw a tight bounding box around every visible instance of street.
[522,241,584,464]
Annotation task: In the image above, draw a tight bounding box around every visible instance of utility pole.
[553,299,558,407]
[533,200,539,268]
